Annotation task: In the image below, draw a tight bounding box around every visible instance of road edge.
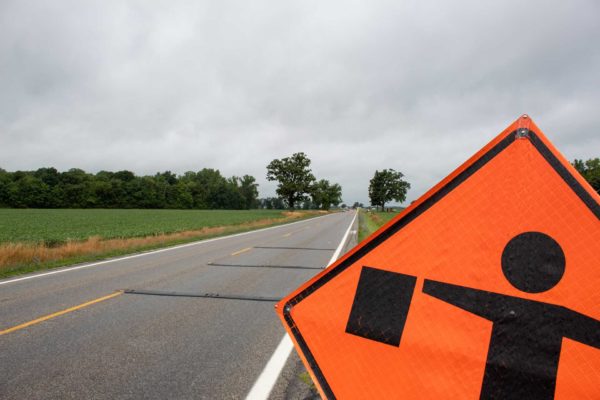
[0,213,337,287]
[244,210,358,400]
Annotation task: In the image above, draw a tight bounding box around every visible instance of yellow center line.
[230,247,252,256]
[0,291,123,336]
[283,227,310,238]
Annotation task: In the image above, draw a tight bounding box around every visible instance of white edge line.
[245,210,358,400]
[325,210,357,267]
[244,334,294,400]
[0,213,337,286]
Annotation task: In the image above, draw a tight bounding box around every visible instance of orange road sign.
[276,115,600,399]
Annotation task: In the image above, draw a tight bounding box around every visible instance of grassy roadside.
[357,209,402,243]
[0,210,327,279]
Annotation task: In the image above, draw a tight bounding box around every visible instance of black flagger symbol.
[346,232,600,399]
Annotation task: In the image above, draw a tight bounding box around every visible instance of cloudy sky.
[1,0,599,205]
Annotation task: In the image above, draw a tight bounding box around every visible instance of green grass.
[298,371,316,388]
[358,209,402,242]
[0,209,291,244]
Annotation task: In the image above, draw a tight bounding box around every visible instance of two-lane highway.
[0,211,357,399]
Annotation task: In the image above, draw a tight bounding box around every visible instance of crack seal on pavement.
[253,246,336,251]
[207,262,321,270]
[123,289,281,302]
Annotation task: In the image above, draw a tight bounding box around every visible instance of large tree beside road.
[368,169,410,211]
[311,179,343,211]
[266,152,316,209]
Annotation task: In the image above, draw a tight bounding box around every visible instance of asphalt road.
[0,211,357,399]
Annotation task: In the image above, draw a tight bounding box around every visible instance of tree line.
[0,167,259,209]
[4,156,594,211]
[0,152,344,210]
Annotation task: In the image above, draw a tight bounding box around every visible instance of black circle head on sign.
[501,232,566,293]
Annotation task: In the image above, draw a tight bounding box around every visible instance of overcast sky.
[1,1,599,205]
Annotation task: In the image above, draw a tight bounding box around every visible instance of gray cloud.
[1,0,599,205]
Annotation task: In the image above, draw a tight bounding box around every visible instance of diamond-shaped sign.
[277,115,600,399]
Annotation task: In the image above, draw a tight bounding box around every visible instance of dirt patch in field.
[0,211,322,274]
[282,210,327,218]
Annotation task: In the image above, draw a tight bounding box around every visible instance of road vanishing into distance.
[0,211,357,400]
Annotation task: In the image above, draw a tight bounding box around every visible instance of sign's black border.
[282,129,600,399]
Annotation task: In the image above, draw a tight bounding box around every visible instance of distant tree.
[341,203,347,209]
[351,201,364,209]
[158,171,178,185]
[301,199,313,210]
[266,152,316,209]
[59,168,95,208]
[272,197,285,209]
[573,158,600,194]
[0,168,10,206]
[259,198,274,209]
[175,180,194,209]
[92,172,118,208]
[195,168,227,209]
[15,175,49,208]
[311,179,343,211]
[114,170,136,182]
[34,167,60,187]
[368,169,410,212]
[239,175,259,209]
[327,183,342,209]
[258,197,285,210]
[153,172,174,208]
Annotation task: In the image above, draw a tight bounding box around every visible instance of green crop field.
[0,209,293,244]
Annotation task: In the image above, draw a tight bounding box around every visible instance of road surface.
[0,211,357,399]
